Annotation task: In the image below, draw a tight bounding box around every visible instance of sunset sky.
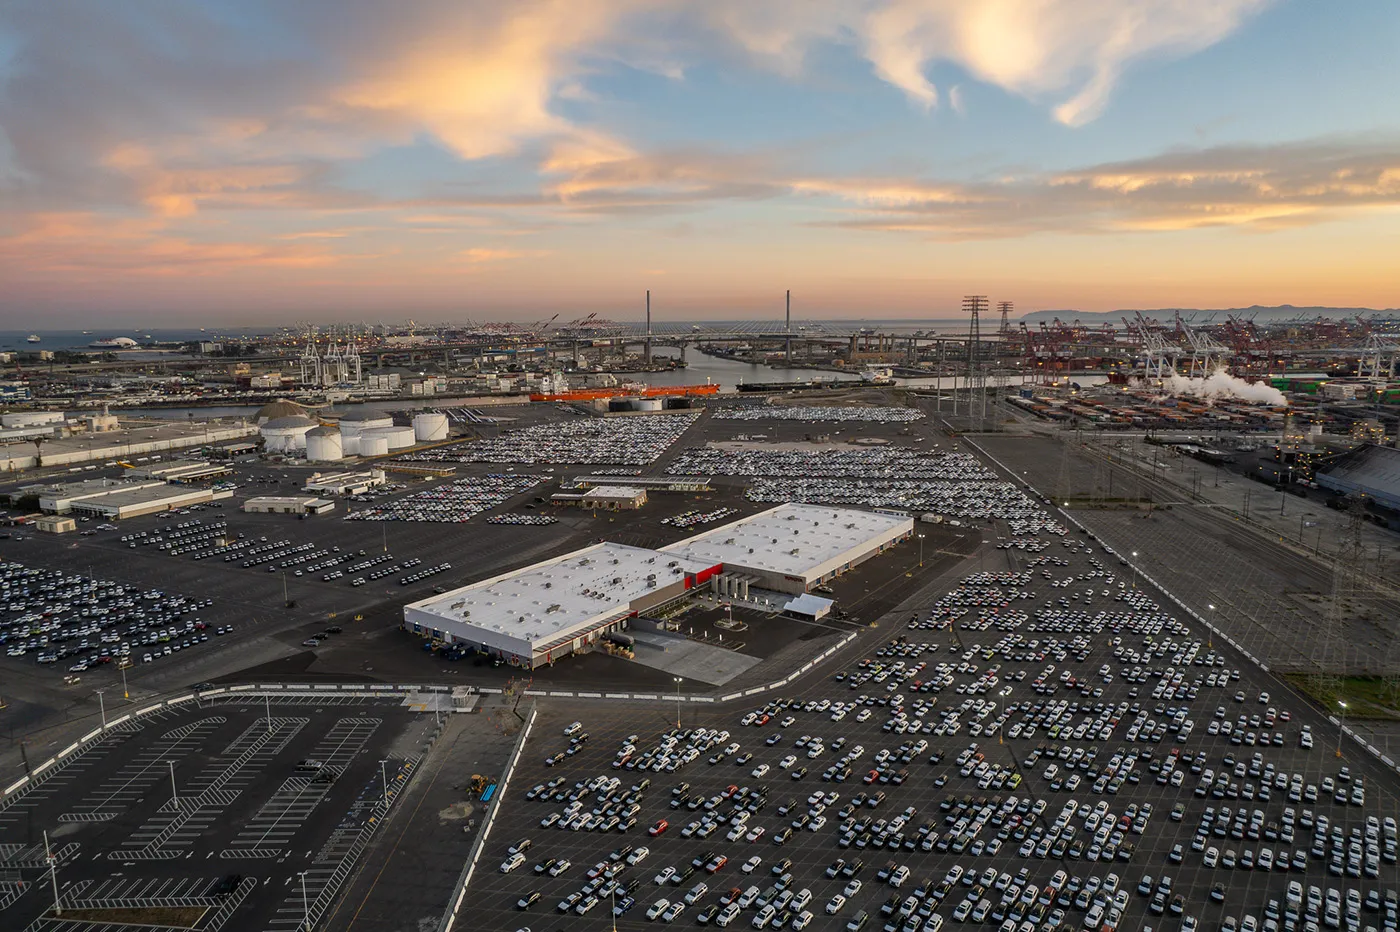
[1,1,1398,325]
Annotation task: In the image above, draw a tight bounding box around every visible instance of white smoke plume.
[1146,368,1288,405]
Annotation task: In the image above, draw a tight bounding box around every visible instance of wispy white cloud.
[713,0,1273,124]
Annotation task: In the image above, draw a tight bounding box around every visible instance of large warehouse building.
[404,543,721,667]
[402,503,913,667]
[662,503,913,594]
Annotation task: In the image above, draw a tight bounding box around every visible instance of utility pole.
[94,689,106,729]
[168,760,179,810]
[380,759,390,806]
[265,694,272,734]
[298,870,310,931]
[673,677,683,729]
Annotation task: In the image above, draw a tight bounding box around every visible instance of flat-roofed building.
[660,502,913,594]
[403,543,721,668]
[35,515,76,534]
[66,485,222,519]
[551,485,648,510]
[243,496,337,515]
[303,469,386,496]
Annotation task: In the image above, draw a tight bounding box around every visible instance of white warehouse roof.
[660,503,913,583]
[404,542,719,653]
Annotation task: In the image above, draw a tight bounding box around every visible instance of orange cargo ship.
[530,383,720,402]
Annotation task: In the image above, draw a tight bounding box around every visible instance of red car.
[704,855,728,874]
[648,819,668,837]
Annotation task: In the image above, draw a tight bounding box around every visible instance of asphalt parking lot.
[0,694,432,931]
[461,512,1400,932]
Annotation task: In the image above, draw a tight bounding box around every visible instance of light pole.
[917,533,925,567]
[95,689,106,729]
[1207,604,1215,649]
[119,661,129,701]
[1337,702,1348,759]
[298,870,310,931]
[168,760,178,810]
[1130,552,1139,589]
[265,694,272,735]
[379,759,390,806]
[44,828,60,916]
[673,677,683,729]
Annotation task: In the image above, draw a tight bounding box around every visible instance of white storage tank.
[341,433,362,457]
[336,409,394,439]
[260,415,317,454]
[305,426,343,462]
[412,412,449,442]
[367,425,415,450]
[359,433,389,456]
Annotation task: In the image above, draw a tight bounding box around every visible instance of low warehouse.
[243,496,337,515]
[303,469,386,496]
[551,485,648,510]
[66,485,226,519]
[403,543,721,668]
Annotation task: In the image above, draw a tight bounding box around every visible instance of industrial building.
[403,543,721,668]
[564,475,713,493]
[303,469,386,496]
[125,460,233,483]
[551,485,648,510]
[661,502,914,594]
[403,502,914,667]
[35,515,76,534]
[1316,443,1400,521]
[64,484,230,519]
[242,496,337,515]
[0,420,257,473]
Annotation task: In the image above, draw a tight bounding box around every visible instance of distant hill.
[1020,305,1399,324]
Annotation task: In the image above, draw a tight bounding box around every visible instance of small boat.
[26,334,40,343]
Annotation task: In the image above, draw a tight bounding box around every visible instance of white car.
[628,846,650,866]
[500,853,525,873]
[792,911,814,930]
[655,867,677,885]
[826,894,847,914]
[648,898,672,920]
[742,855,762,874]
[780,755,798,769]
[752,764,771,778]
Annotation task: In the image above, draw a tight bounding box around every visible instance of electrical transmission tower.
[997,302,1014,337]
[964,296,989,430]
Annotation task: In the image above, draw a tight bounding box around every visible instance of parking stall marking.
[59,716,226,821]
[111,717,309,860]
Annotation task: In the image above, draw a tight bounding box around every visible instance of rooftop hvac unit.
[647,557,656,563]
[613,577,622,585]
[668,561,678,567]
[646,579,656,588]
[612,558,620,565]
[646,573,656,580]
[724,538,735,545]
[543,582,552,588]
[546,604,561,613]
